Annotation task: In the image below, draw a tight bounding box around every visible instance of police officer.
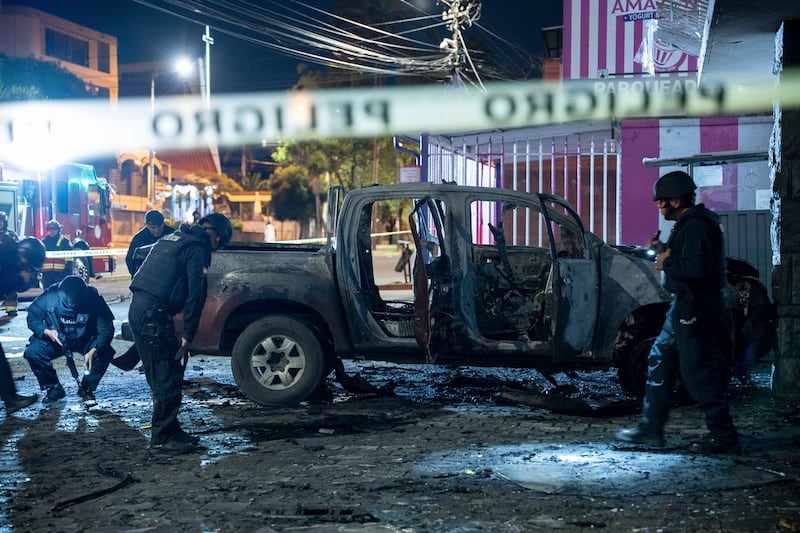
[0,211,20,316]
[41,219,73,288]
[616,170,739,454]
[0,236,46,414]
[23,275,115,405]
[125,210,176,276]
[129,213,232,453]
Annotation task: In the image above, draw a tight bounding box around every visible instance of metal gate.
[424,123,622,245]
[718,210,773,298]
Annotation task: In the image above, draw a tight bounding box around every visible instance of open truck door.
[538,194,599,361]
[408,197,446,363]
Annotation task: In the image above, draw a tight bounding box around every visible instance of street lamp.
[149,76,156,207]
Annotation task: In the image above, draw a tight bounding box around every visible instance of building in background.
[0,3,118,100]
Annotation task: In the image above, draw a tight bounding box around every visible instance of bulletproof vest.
[130,230,210,314]
[56,306,91,341]
[664,204,726,294]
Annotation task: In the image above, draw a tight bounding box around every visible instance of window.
[45,28,89,67]
[97,41,110,73]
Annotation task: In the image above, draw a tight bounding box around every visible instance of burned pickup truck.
[180,182,773,405]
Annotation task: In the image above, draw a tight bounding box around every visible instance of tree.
[0,54,98,101]
[269,164,315,238]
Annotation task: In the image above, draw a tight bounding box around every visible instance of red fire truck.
[0,162,116,276]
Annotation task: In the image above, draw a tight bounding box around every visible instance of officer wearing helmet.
[616,170,739,454]
[129,212,232,453]
[0,235,46,414]
[41,219,73,288]
[23,275,115,405]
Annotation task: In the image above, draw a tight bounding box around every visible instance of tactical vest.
[130,231,210,314]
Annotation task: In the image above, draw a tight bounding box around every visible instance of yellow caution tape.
[1,71,799,166]
[45,248,129,259]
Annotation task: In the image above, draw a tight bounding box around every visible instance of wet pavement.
[0,270,797,531]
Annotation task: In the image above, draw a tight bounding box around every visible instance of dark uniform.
[616,170,739,455]
[125,212,175,276]
[1,212,20,316]
[24,276,115,403]
[1,236,46,413]
[42,228,73,288]
[129,225,212,451]
[641,205,736,439]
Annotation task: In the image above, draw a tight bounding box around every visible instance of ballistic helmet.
[46,219,61,231]
[199,213,233,247]
[17,237,46,270]
[653,171,697,201]
[58,275,88,310]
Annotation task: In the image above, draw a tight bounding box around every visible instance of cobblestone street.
[1,345,798,532]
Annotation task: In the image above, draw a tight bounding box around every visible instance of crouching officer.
[0,237,45,414]
[129,213,232,454]
[24,275,115,405]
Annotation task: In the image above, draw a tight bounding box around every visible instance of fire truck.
[0,162,116,276]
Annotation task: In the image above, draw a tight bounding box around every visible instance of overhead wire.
[131,0,539,83]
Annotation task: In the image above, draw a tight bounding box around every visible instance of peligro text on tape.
[45,249,129,259]
[2,71,800,166]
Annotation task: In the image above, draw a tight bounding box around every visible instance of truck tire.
[231,315,327,406]
[617,335,655,400]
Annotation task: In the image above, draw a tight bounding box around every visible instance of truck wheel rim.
[249,335,306,391]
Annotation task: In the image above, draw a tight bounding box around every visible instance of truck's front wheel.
[231,315,326,406]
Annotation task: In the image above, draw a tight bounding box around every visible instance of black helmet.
[653,171,697,201]
[199,213,233,247]
[17,237,46,270]
[46,219,61,231]
[58,275,88,310]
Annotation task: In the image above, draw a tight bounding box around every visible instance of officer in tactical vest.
[615,170,739,455]
[24,275,116,405]
[0,236,45,415]
[129,213,232,454]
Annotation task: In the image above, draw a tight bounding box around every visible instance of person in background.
[71,229,95,279]
[0,211,20,316]
[192,210,201,224]
[23,275,115,405]
[264,218,276,243]
[0,236,46,414]
[129,213,232,454]
[41,219,73,288]
[125,210,175,276]
[615,170,739,455]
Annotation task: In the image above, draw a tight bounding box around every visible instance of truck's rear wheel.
[617,335,655,400]
[231,315,326,406]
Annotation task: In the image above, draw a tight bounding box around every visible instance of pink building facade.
[563,0,772,246]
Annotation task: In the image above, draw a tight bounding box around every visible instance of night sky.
[4,0,563,93]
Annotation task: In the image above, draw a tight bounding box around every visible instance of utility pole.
[201,25,222,175]
[439,1,483,88]
[202,25,213,109]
